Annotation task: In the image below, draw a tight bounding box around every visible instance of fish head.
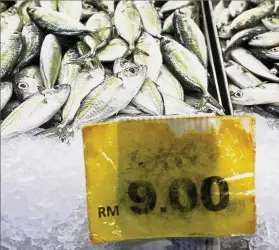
[27,6,43,19]
[228,84,241,95]
[218,25,233,39]
[160,36,176,52]
[43,85,71,104]
[267,46,279,54]
[117,65,147,85]
[230,88,257,105]
[113,58,135,74]
[14,80,36,101]
[249,34,266,46]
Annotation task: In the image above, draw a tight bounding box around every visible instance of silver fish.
[58,49,81,86]
[133,1,161,38]
[84,11,112,54]
[59,57,104,128]
[160,36,208,95]
[113,58,135,74]
[231,47,279,83]
[159,1,193,16]
[156,64,184,101]
[230,4,274,31]
[231,83,279,105]
[0,32,23,79]
[57,0,82,21]
[266,46,279,60]
[131,78,164,116]
[224,25,267,53]
[14,21,43,71]
[133,32,162,82]
[262,15,279,31]
[14,65,44,101]
[40,34,62,88]
[162,5,196,34]
[174,9,208,67]
[225,60,262,88]
[27,7,93,37]
[1,100,21,120]
[114,0,142,51]
[248,31,279,47]
[97,38,129,62]
[1,85,71,138]
[67,65,147,134]
[0,81,13,111]
[216,8,231,29]
[228,1,249,18]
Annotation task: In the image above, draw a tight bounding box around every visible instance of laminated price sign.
[82,116,256,244]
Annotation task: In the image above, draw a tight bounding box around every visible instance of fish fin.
[134,48,150,56]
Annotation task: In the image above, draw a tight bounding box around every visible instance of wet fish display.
[214,0,279,116]
[1,0,224,142]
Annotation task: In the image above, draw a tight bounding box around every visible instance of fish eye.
[129,67,136,74]
[253,36,259,40]
[234,91,243,98]
[194,103,199,109]
[19,83,28,89]
[53,85,59,90]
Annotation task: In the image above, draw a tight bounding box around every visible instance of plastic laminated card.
[82,115,256,244]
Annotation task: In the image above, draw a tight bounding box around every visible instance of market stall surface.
[1,111,279,250]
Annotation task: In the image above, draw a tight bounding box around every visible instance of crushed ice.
[1,112,279,249]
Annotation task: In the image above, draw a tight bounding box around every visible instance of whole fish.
[40,34,62,88]
[14,65,44,101]
[160,36,208,95]
[248,31,279,47]
[159,0,193,16]
[27,7,94,37]
[228,1,249,18]
[174,9,207,67]
[87,0,114,16]
[162,5,196,34]
[133,32,162,82]
[0,32,23,79]
[0,81,13,111]
[83,11,112,54]
[1,85,71,138]
[230,4,274,31]
[224,25,267,54]
[57,0,82,21]
[66,65,147,136]
[0,6,22,36]
[225,60,262,88]
[81,2,98,21]
[216,8,231,29]
[265,46,279,60]
[58,49,81,86]
[58,57,104,129]
[156,64,184,101]
[14,21,43,71]
[262,15,279,31]
[39,0,57,11]
[113,58,135,74]
[231,83,279,105]
[133,1,161,38]
[231,47,279,83]
[1,100,21,120]
[131,78,164,115]
[97,38,129,62]
[114,0,141,51]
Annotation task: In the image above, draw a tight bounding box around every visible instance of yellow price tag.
[82,116,256,244]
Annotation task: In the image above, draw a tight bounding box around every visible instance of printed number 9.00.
[128,177,229,215]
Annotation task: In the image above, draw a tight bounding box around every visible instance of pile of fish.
[214,0,279,117]
[1,0,224,142]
